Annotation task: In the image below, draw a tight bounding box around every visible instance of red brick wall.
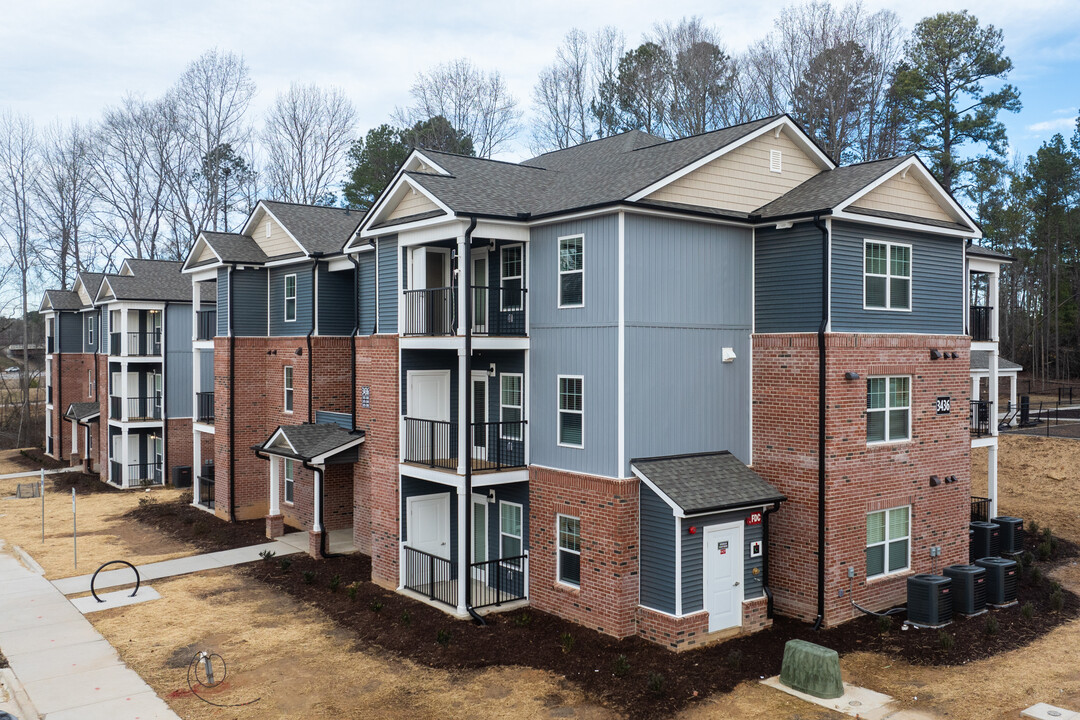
[529,466,639,638]
[166,418,192,482]
[273,460,353,533]
[96,355,109,476]
[752,333,971,626]
[636,607,709,650]
[49,353,95,460]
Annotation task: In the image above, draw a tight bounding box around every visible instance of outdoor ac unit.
[906,574,953,628]
[969,521,1001,562]
[991,516,1025,555]
[975,557,1019,607]
[943,564,988,616]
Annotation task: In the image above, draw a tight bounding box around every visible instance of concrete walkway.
[0,544,180,719]
[0,466,81,481]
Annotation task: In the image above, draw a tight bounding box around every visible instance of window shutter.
[769,149,782,173]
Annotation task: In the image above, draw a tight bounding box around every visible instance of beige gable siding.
[386,187,442,221]
[251,209,304,257]
[850,173,955,223]
[193,241,218,264]
[77,285,91,306]
[644,129,822,213]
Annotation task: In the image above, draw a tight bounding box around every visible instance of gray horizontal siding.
[357,253,377,334]
[315,410,353,430]
[830,221,965,334]
[755,222,824,332]
[217,267,229,336]
[681,511,764,613]
[317,263,355,336]
[529,214,618,329]
[640,484,677,614]
[59,312,81,353]
[270,263,313,336]
[378,237,398,333]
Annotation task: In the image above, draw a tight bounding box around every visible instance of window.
[557,515,581,586]
[87,369,93,398]
[500,373,523,440]
[500,501,523,567]
[867,376,910,443]
[284,366,294,413]
[283,274,297,322]
[501,245,523,310]
[864,241,911,310]
[88,315,94,346]
[866,506,910,578]
[558,376,583,448]
[558,236,583,307]
[284,459,294,503]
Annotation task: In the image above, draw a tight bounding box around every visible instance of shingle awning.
[630,451,785,517]
[65,402,100,423]
[256,423,365,464]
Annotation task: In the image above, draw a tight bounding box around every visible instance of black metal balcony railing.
[970,399,993,438]
[109,460,122,486]
[196,310,216,341]
[971,496,991,523]
[470,421,527,471]
[109,396,121,419]
[196,391,215,423]
[470,286,527,336]
[403,417,456,469]
[403,546,456,608]
[128,462,164,485]
[46,385,52,404]
[403,287,456,336]
[969,305,993,342]
[47,336,54,354]
[127,331,162,356]
[470,555,528,609]
[110,332,121,356]
[127,396,162,421]
[198,463,215,509]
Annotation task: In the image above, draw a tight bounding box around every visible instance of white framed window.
[558,235,584,308]
[500,501,523,567]
[557,514,581,586]
[557,375,583,448]
[864,240,911,311]
[284,459,294,504]
[866,506,910,578]
[87,369,93,398]
[501,245,523,311]
[283,274,297,322]
[500,373,523,440]
[88,315,94,346]
[867,376,910,443]
[284,366,294,413]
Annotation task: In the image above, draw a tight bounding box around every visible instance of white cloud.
[1026,117,1076,133]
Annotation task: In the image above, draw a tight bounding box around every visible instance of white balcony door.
[407,493,450,559]
[471,372,488,461]
[407,370,450,460]
[703,522,744,632]
[472,252,488,333]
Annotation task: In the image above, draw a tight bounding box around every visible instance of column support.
[456,484,468,614]
[987,443,998,519]
[269,456,280,516]
[312,464,323,533]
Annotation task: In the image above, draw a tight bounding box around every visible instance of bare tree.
[531,29,592,152]
[34,119,95,287]
[0,111,39,446]
[651,17,736,138]
[262,83,357,205]
[395,58,520,158]
[589,26,626,139]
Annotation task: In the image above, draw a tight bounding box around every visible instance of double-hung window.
[867,376,910,443]
[284,274,297,322]
[558,236,583,307]
[864,241,911,310]
[284,459,294,504]
[88,369,94,398]
[500,373,523,440]
[501,245,523,311]
[558,376,583,448]
[557,515,581,586]
[500,501,523,567]
[88,315,94,347]
[284,366,294,413]
[866,506,909,578]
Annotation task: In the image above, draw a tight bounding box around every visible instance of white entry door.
[407,493,450,559]
[471,372,488,461]
[703,523,743,632]
[407,370,451,461]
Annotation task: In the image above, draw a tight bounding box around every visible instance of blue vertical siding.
[754,222,824,332]
[99,308,108,353]
[232,268,269,336]
[216,267,229,336]
[484,481,530,561]
[357,253,377,334]
[82,311,96,353]
[377,237,398,333]
[59,313,81,353]
[830,221,965,333]
[314,410,353,429]
[165,304,192,417]
[199,350,215,393]
[529,214,618,328]
[317,263,355,336]
[680,511,764,613]
[639,484,677,614]
[269,263,313,336]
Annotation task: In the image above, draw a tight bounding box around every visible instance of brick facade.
[48,352,96,461]
[166,418,193,480]
[753,333,971,626]
[635,599,771,652]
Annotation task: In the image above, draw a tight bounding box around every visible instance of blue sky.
[1,0,1078,164]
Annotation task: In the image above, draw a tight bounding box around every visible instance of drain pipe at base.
[812,213,829,632]
[760,501,782,619]
[303,460,341,559]
[460,215,485,626]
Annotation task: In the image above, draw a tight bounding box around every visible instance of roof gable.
[242,204,306,258]
[386,184,443,221]
[849,170,955,224]
[630,451,786,516]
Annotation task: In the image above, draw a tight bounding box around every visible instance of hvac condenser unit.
[991,516,1025,555]
[943,564,988,616]
[969,521,1000,562]
[906,574,953,628]
[975,557,1019,608]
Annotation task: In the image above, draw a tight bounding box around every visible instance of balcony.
[970,399,993,438]
[109,460,122,486]
[46,385,52,404]
[971,496,991,523]
[110,332,121,356]
[127,396,162,422]
[127,462,164,486]
[196,391,215,423]
[401,547,528,611]
[402,286,527,337]
[127,331,162,357]
[110,396,121,419]
[402,417,527,472]
[403,288,455,336]
[969,306,993,342]
[47,336,54,354]
[196,310,216,341]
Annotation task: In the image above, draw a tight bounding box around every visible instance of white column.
[989,348,999,437]
[989,271,1000,342]
[456,234,468,337]
[192,281,200,341]
[456,485,467,614]
[121,428,130,487]
[312,465,323,533]
[988,443,998,519]
[120,308,129,356]
[1010,374,1018,424]
[457,347,467,474]
[269,456,280,516]
[121,360,129,421]
[192,431,202,506]
[971,375,980,402]
[523,347,531,467]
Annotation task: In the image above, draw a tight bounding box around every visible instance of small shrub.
[726,649,744,670]
[1038,542,1052,562]
[1021,601,1035,620]
[559,632,575,654]
[1023,550,1035,566]
[329,574,341,592]
[370,600,384,612]
[877,615,893,633]
[346,583,358,600]
[436,629,452,646]
[612,654,630,678]
[137,495,157,508]
[178,491,194,504]
[279,557,293,572]
[937,630,955,652]
[400,610,411,625]
[1031,566,1044,584]
[139,478,152,488]
[258,549,276,561]
[647,672,666,696]
[1051,536,1060,553]
[514,611,532,627]
[984,615,999,635]
[1043,527,1053,544]
[1051,581,1062,594]
[303,570,316,584]
[1051,589,1066,612]
[1028,520,1040,537]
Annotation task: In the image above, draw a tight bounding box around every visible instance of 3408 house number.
[936,396,951,415]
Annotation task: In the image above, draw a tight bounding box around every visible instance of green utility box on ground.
[779,639,844,699]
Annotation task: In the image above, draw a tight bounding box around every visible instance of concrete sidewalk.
[0,544,180,719]
[0,466,82,481]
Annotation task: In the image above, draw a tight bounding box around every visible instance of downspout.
[461,215,485,625]
[228,264,237,522]
[56,315,62,457]
[307,254,324,423]
[812,214,829,631]
[162,301,168,487]
[761,501,782,619]
[349,255,361,430]
[303,459,342,558]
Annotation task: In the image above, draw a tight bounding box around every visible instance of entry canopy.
[630,451,786,517]
[257,423,365,465]
[65,402,100,423]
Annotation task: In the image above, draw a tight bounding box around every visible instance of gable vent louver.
[769,149,782,173]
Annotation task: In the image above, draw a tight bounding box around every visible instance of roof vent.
[770,149,782,174]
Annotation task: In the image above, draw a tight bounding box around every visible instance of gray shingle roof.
[845,206,969,231]
[78,272,106,302]
[65,402,100,421]
[261,201,364,255]
[970,351,1022,372]
[631,451,786,515]
[966,244,1016,262]
[754,156,909,219]
[43,289,82,310]
[199,232,270,264]
[105,260,193,302]
[261,423,365,462]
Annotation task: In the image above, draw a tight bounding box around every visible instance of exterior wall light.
[930,349,943,360]
[929,475,941,487]
[688,526,697,535]
[844,372,860,380]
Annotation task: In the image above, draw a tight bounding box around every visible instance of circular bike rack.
[90,560,140,603]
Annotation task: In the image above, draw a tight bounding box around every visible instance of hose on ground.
[186,651,260,708]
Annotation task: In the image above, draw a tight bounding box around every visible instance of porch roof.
[970,351,1022,373]
[256,423,365,464]
[630,451,785,516]
[65,402,100,422]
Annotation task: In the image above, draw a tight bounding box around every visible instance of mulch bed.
[51,471,123,495]
[124,494,268,552]
[12,448,68,471]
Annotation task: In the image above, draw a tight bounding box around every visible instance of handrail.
[90,560,141,602]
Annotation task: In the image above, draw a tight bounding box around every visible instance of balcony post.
[121,427,130,488]
[989,272,999,343]
[456,484,467,614]
[456,233,467,337]
[121,361,129,421]
[120,308,129,356]
[192,429,202,506]
[192,281,200,342]
[987,443,998,518]
[269,456,280,517]
[989,347,999,438]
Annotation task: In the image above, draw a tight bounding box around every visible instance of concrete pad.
[0,618,103,656]
[762,675,897,719]
[71,586,161,614]
[0,668,40,720]
[1023,703,1080,720]
[23,664,154,714]
[0,597,82,632]
[0,575,52,598]
[5,639,122,683]
[44,690,178,720]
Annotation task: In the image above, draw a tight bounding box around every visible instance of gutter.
[227,264,237,522]
[812,214,829,631]
[460,215,484,625]
[349,255,361,430]
[761,501,782,619]
[307,254,324,423]
[161,301,168,488]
